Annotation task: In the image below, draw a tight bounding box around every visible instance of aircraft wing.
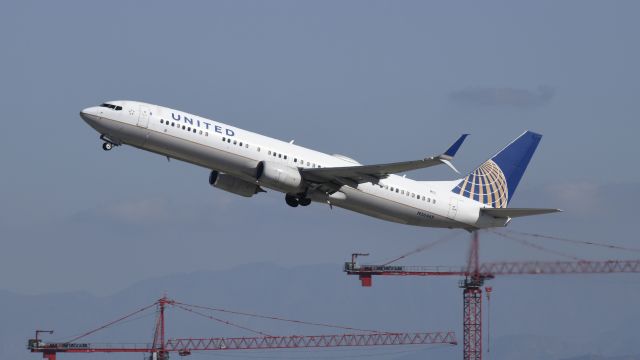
[481,208,562,218]
[300,134,469,189]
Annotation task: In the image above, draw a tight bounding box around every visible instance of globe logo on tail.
[452,160,508,208]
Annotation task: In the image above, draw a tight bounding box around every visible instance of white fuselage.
[80,100,508,230]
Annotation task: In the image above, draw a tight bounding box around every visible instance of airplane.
[79,100,560,230]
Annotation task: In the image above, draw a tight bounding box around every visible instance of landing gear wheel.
[299,197,312,206]
[285,194,299,207]
[102,142,113,151]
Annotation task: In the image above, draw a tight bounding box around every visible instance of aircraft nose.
[79,106,99,125]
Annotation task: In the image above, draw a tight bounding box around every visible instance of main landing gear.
[285,194,312,207]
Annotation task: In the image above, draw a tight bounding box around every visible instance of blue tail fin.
[451,131,542,208]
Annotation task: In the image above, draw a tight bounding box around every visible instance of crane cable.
[380,231,463,266]
[486,287,492,355]
[173,303,272,336]
[173,301,388,334]
[489,229,584,261]
[65,301,158,343]
[498,229,640,254]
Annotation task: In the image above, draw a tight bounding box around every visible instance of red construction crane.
[28,296,457,360]
[344,231,640,360]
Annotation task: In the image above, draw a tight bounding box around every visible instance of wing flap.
[481,208,562,218]
[301,157,444,182]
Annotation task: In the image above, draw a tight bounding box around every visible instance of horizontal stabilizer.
[481,207,562,218]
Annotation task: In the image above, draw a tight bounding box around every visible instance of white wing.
[301,134,469,190]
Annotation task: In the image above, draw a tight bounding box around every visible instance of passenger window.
[115,106,122,110]
[245,144,249,148]
[257,147,261,152]
[193,129,196,133]
[306,161,310,166]
[160,119,164,124]
[278,154,282,158]
[182,125,186,130]
[227,138,231,143]
[284,155,287,160]
[411,193,415,198]
[294,159,297,163]
[396,189,399,193]
[268,151,272,155]
[390,187,394,191]
[233,140,237,145]
[205,132,208,136]
[433,199,436,204]
[239,142,243,146]
[171,122,175,127]
[187,127,191,131]
[199,130,203,135]
[401,190,405,195]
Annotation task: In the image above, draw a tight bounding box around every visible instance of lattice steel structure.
[344,231,640,360]
[28,297,457,360]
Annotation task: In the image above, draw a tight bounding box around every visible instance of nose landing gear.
[99,134,119,151]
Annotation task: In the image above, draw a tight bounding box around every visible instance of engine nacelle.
[209,171,263,197]
[256,161,304,193]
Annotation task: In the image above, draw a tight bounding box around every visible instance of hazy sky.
[1,1,639,296]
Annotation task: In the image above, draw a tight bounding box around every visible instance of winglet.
[440,159,460,174]
[436,134,468,174]
[443,134,469,158]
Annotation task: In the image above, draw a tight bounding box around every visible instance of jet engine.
[209,171,264,197]
[255,161,304,193]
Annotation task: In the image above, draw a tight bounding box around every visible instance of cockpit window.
[100,103,123,111]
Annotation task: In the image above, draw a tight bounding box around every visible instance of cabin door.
[137,106,150,128]
[448,197,459,219]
